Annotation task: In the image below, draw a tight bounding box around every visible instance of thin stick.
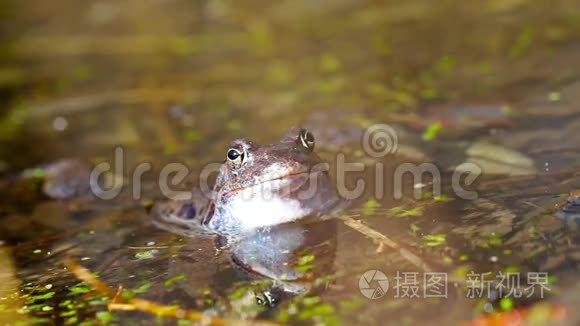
[338,215,433,273]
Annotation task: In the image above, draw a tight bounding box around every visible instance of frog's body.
[152,127,342,235]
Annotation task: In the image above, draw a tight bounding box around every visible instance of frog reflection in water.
[152,127,342,236]
[171,219,337,312]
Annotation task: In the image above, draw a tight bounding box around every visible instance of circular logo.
[362,124,399,158]
[359,270,389,299]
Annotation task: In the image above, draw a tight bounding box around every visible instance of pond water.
[1,1,580,325]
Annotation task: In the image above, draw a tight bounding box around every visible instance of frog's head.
[210,127,339,231]
[215,127,320,193]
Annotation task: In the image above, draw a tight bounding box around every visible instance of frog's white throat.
[225,195,308,230]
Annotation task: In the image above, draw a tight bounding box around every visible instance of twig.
[338,215,433,273]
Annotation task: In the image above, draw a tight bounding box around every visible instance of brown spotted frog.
[151,127,342,235]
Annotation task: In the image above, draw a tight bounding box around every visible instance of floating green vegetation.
[488,234,503,247]
[473,298,489,314]
[75,230,96,239]
[228,284,251,302]
[454,266,471,278]
[31,168,47,179]
[27,291,55,303]
[122,282,152,299]
[0,101,28,140]
[95,311,115,324]
[410,223,420,237]
[362,199,380,215]
[433,194,452,202]
[297,303,335,320]
[183,130,201,143]
[68,284,92,295]
[338,297,365,313]
[25,317,51,324]
[317,77,346,95]
[70,64,94,83]
[421,191,452,203]
[475,232,505,248]
[389,206,424,218]
[164,143,176,155]
[499,297,514,311]
[320,53,342,73]
[420,86,439,100]
[177,319,193,326]
[364,82,391,101]
[296,254,316,273]
[313,274,335,288]
[226,119,241,131]
[0,67,26,88]
[510,27,535,58]
[422,234,447,247]
[17,280,112,326]
[19,287,57,317]
[421,122,443,141]
[434,55,456,75]
[277,295,338,326]
[301,296,321,306]
[164,274,186,287]
[247,19,274,54]
[297,255,315,266]
[265,61,293,85]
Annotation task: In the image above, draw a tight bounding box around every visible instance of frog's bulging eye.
[227,148,244,167]
[255,291,276,307]
[298,129,315,151]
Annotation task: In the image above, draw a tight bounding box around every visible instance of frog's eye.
[227,148,245,167]
[255,296,265,306]
[298,129,315,151]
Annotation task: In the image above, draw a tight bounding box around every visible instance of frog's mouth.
[223,170,326,201]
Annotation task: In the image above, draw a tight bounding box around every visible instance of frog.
[150,126,343,236]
